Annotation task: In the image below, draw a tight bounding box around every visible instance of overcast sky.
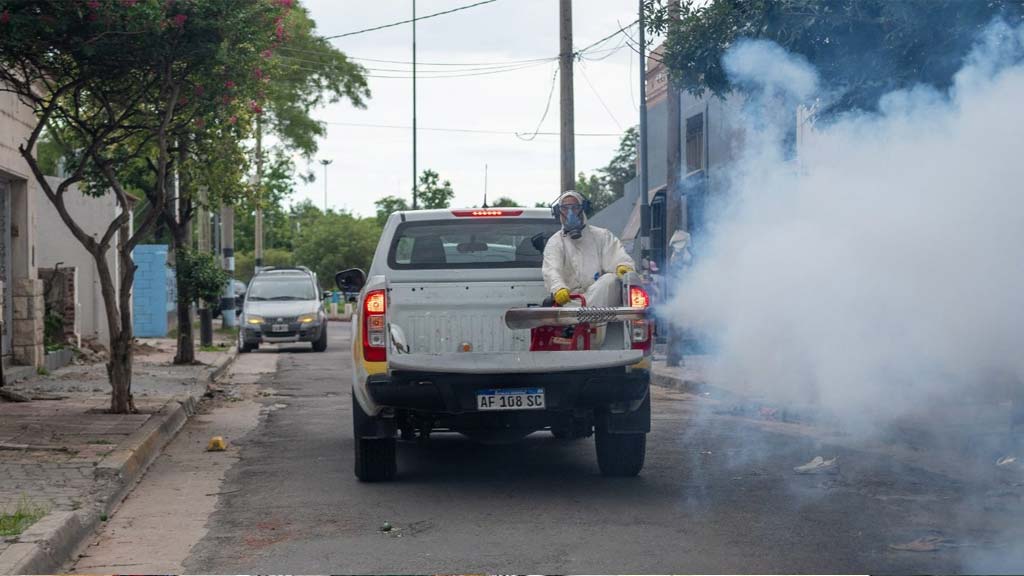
[291,0,651,217]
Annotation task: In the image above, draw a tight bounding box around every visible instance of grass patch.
[36,366,49,376]
[199,344,229,353]
[0,497,49,537]
[216,325,239,336]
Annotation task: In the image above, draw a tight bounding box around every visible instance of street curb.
[651,365,823,425]
[209,347,239,383]
[650,365,707,395]
[0,349,238,575]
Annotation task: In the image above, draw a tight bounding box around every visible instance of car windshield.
[388,218,560,270]
[246,275,316,301]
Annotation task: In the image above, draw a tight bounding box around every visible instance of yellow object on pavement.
[616,264,633,278]
[207,436,227,452]
[554,288,571,306]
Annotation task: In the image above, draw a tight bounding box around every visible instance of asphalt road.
[74,322,1024,573]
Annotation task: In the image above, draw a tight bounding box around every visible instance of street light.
[319,158,333,211]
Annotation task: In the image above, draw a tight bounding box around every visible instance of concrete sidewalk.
[0,337,237,574]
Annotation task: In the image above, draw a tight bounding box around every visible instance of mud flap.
[599,387,651,434]
[354,386,397,439]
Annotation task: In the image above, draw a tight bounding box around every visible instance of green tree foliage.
[571,127,638,215]
[175,249,230,306]
[416,169,455,209]
[235,150,304,253]
[575,172,613,215]
[261,5,369,158]
[374,195,410,226]
[645,0,1024,114]
[598,126,638,199]
[0,0,297,411]
[292,212,382,289]
[490,197,520,208]
[235,248,295,285]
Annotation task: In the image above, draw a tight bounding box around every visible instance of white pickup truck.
[336,207,653,481]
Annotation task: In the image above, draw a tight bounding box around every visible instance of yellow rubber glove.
[554,288,571,306]
[616,264,634,278]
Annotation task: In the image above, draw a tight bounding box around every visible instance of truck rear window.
[388,219,560,269]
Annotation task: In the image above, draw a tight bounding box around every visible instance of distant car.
[238,267,328,353]
[211,279,247,318]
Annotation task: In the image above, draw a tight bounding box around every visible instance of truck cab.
[338,208,653,481]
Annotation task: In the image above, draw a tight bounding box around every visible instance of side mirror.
[335,268,366,293]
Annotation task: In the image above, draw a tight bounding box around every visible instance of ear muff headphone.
[551,194,592,220]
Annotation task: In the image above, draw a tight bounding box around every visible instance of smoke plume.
[668,21,1024,433]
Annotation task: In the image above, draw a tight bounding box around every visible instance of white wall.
[37,177,121,347]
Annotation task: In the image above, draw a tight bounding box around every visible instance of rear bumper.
[366,367,650,414]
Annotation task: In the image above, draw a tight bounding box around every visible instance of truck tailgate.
[388,350,644,374]
[388,281,548,354]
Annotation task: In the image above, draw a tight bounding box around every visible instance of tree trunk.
[94,247,134,413]
[173,248,195,365]
[107,331,135,414]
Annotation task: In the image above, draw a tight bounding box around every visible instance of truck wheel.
[312,325,328,352]
[352,391,396,482]
[595,431,646,477]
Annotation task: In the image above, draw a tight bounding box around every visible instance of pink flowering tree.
[0,0,334,412]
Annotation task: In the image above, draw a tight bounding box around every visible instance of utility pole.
[220,205,237,329]
[319,158,332,212]
[412,0,418,210]
[197,186,213,347]
[638,0,650,251]
[254,115,264,269]
[559,0,575,193]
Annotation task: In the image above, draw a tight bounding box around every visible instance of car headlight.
[246,315,264,325]
[298,314,317,324]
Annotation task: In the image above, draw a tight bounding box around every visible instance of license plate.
[476,388,545,411]
[271,324,289,332]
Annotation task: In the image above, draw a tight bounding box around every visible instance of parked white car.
[337,208,654,481]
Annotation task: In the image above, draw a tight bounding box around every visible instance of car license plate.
[476,388,545,411]
[271,324,289,332]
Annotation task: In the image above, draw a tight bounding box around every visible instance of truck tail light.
[451,209,523,217]
[363,289,386,362]
[629,286,650,309]
[627,285,652,352]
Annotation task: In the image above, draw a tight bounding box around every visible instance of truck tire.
[595,431,646,477]
[352,391,396,482]
[312,325,328,352]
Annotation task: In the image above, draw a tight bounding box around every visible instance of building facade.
[0,84,45,368]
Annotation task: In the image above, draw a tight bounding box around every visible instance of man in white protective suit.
[542,190,636,315]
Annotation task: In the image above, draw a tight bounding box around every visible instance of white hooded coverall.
[542,224,635,309]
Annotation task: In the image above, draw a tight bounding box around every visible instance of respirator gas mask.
[551,191,591,240]
[560,203,586,239]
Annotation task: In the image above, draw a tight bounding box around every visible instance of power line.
[579,62,623,131]
[516,66,560,141]
[322,119,620,137]
[278,53,557,75]
[278,59,552,79]
[576,18,639,55]
[276,21,637,67]
[323,0,500,40]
